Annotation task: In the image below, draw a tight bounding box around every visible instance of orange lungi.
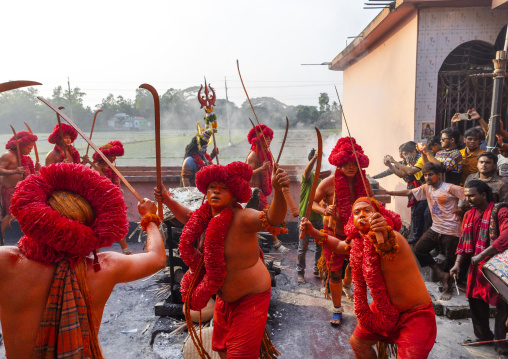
[212,289,271,358]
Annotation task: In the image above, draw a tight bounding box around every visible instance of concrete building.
[330,0,508,219]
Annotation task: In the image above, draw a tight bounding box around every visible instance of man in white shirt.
[386,162,465,301]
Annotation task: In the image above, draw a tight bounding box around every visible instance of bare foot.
[297,272,306,284]
[439,272,452,300]
[330,312,342,326]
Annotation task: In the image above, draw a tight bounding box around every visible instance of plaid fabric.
[32,260,92,359]
[458,202,495,255]
[435,148,462,172]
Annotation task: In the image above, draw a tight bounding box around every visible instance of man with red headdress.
[301,197,436,358]
[45,123,87,165]
[0,163,166,358]
[156,161,289,358]
[0,130,39,244]
[246,124,288,253]
[311,137,374,326]
[90,140,133,255]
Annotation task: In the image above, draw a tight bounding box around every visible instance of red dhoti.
[323,226,346,272]
[1,185,15,218]
[353,301,436,359]
[212,289,271,358]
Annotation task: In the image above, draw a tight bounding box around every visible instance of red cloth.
[323,225,346,272]
[458,207,508,306]
[212,289,271,358]
[353,301,436,359]
[258,191,268,211]
[1,185,15,218]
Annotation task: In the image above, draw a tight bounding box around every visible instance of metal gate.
[435,70,508,134]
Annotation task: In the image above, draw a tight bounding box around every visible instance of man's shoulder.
[0,246,30,273]
[0,150,15,160]
[459,148,467,156]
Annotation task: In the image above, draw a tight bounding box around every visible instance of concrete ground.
[0,238,506,358]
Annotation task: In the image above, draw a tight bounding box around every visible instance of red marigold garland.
[54,144,81,164]
[259,206,288,235]
[179,202,233,311]
[11,163,128,268]
[191,152,212,170]
[335,169,369,227]
[102,166,120,188]
[350,232,399,334]
[20,155,35,176]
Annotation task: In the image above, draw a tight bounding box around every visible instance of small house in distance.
[329,0,508,219]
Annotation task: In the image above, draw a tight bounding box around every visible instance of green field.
[0,128,341,166]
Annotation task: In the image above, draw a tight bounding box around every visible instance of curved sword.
[276,117,289,164]
[300,128,322,239]
[37,97,143,202]
[23,122,39,163]
[86,109,102,157]
[139,84,163,219]
[0,81,41,93]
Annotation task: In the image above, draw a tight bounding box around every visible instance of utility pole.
[486,29,508,152]
[67,77,74,120]
[225,76,232,146]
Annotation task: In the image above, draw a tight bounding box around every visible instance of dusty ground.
[0,233,505,358]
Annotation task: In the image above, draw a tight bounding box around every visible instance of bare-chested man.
[0,163,165,358]
[156,161,288,358]
[312,137,373,325]
[0,130,39,244]
[246,124,288,253]
[301,197,436,358]
[45,123,88,165]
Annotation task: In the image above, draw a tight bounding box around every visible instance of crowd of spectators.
[375,108,508,355]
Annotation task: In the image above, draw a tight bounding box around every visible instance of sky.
[1,1,378,109]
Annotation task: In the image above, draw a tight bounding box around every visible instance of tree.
[318,93,330,112]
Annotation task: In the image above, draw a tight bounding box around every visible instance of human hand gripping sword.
[238,59,299,217]
[300,128,323,239]
[37,97,144,202]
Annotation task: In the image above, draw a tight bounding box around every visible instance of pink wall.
[341,10,419,222]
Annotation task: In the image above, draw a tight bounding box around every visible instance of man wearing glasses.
[419,127,462,185]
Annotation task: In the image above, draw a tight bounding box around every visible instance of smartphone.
[458,113,470,120]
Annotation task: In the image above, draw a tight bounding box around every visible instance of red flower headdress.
[179,161,253,310]
[92,140,125,163]
[344,197,402,334]
[11,163,128,268]
[247,124,273,196]
[329,137,371,227]
[5,131,38,150]
[48,123,78,144]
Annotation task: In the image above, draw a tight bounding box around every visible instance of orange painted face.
[340,161,358,179]
[423,171,439,186]
[352,201,375,233]
[21,142,34,156]
[207,181,235,210]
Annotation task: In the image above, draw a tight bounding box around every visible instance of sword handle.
[281,186,299,217]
